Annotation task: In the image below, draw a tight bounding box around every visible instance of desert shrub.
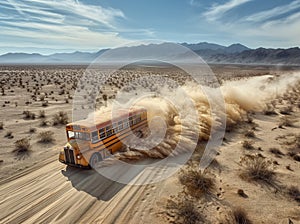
[246,113,253,123]
[53,111,68,125]
[42,101,48,107]
[264,105,277,116]
[29,127,36,133]
[40,119,48,127]
[13,138,31,155]
[39,94,45,101]
[0,122,3,130]
[4,131,13,139]
[179,168,215,198]
[293,154,300,162]
[38,131,54,143]
[279,116,294,127]
[240,155,275,184]
[23,110,36,120]
[167,196,204,224]
[286,186,300,203]
[269,148,284,157]
[232,207,252,224]
[39,110,46,118]
[242,140,254,150]
[244,130,255,138]
[279,106,293,115]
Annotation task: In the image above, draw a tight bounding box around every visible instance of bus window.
[133,116,137,125]
[129,117,134,126]
[113,122,118,133]
[77,132,89,141]
[118,121,123,130]
[99,128,106,139]
[123,120,129,129]
[106,125,113,137]
[91,131,99,143]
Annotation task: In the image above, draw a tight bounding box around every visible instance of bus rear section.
[59,108,148,168]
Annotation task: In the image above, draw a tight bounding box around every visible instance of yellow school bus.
[59,107,148,168]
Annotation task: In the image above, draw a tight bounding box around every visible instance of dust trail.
[93,73,300,167]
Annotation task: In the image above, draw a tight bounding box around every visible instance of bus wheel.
[89,153,102,169]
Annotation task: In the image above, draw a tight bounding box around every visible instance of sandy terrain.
[0,64,300,224]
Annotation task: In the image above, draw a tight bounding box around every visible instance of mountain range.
[0,42,299,65]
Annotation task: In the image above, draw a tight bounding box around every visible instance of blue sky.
[0,0,300,54]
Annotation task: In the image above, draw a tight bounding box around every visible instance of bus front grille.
[64,148,75,164]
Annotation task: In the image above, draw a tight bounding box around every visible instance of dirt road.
[0,156,176,224]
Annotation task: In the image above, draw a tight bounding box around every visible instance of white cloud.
[245,0,300,23]
[203,0,252,21]
[0,0,136,51]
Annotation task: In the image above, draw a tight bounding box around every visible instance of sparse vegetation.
[179,168,215,198]
[279,116,294,127]
[240,154,276,185]
[29,127,36,133]
[286,186,300,203]
[242,140,254,149]
[293,154,300,162]
[52,111,68,125]
[39,110,46,118]
[4,131,13,139]
[232,207,252,224]
[40,119,48,127]
[13,138,31,157]
[167,196,204,224]
[38,131,55,143]
[269,148,284,157]
[244,130,255,138]
[23,110,36,120]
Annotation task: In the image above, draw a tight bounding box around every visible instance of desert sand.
[0,64,299,224]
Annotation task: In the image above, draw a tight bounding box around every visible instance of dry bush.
[13,138,31,156]
[38,131,54,143]
[263,104,277,116]
[42,101,48,107]
[39,110,46,118]
[4,131,13,139]
[23,110,36,120]
[53,111,69,126]
[179,168,215,199]
[40,119,48,127]
[29,127,36,133]
[293,154,300,162]
[269,148,284,157]
[244,130,255,138]
[167,196,204,224]
[240,155,276,185]
[286,186,300,203]
[279,116,294,127]
[232,207,252,224]
[279,106,293,115]
[242,140,254,150]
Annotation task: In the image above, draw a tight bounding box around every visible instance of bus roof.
[67,107,146,130]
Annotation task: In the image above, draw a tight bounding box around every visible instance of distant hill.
[0,42,299,65]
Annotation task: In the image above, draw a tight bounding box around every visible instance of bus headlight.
[76,154,82,160]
